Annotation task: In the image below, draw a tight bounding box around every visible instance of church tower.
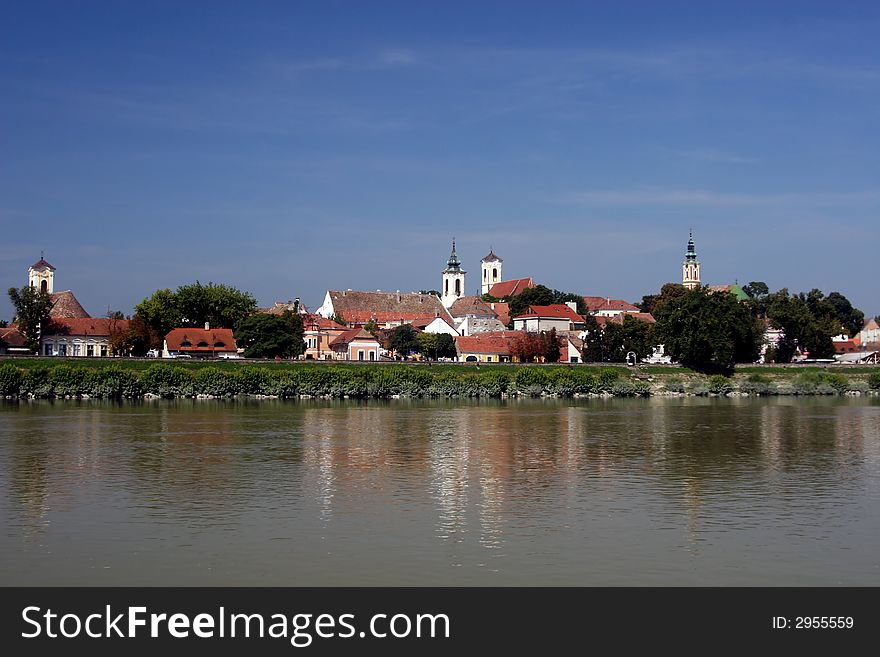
[441,238,466,308]
[28,253,56,294]
[682,231,701,290]
[480,249,503,295]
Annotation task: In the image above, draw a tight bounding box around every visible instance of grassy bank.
[0,360,878,400]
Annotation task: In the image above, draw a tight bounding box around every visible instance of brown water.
[1,397,878,585]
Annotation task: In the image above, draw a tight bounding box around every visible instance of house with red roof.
[455,331,523,363]
[329,328,382,361]
[163,325,237,359]
[316,290,454,328]
[582,296,640,317]
[488,277,536,299]
[303,314,348,360]
[41,317,129,357]
[512,303,585,334]
[0,327,30,355]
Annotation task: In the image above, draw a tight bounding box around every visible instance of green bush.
[708,375,734,395]
[48,364,90,397]
[515,368,549,396]
[194,367,239,397]
[20,367,52,397]
[795,371,848,395]
[141,364,194,397]
[87,366,143,398]
[739,380,773,396]
[611,380,650,397]
[664,377,685,393]
[868,372,880,390]
[596,368,619,392]
[0,363,23,396]
[473,369,511,397]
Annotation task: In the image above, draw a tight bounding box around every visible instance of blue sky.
[2,1,878,320]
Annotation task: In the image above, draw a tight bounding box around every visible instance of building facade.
[441,239,466,308]
[480,249,503,295]
[682,231,701,289]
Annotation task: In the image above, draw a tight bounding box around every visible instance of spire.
[685,230,697,261]
[445,237,462,272]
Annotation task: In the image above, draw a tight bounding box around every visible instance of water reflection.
[1,397,879,585]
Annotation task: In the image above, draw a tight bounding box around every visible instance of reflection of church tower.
[480,249,502,295]
[28,254,55,294]
[441,239,466,308]
[682,231,701,290]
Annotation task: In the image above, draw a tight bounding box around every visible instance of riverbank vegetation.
[0,361,877,400]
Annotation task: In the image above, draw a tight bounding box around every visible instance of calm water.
[1,397,879,586]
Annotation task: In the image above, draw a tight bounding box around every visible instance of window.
[213,341,225,348]
[181,340,192,347]
[455,279,461,295]
[358,349,365,361]
[486,356,492,362]
[87,345,94,357]
[44,344,53,356]
[483,270,487,280]
[445,280,448,294]
[100,345,107,357]
[72,344,80,356]
[197,341,209,347]
[40,280,48,294]
[58,344,67,356]
[369,351,375,361]
[493,268,497,279]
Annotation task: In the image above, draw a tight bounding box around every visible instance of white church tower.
[682,231,701,290]
[28,253,56,294]
[480,248,503,295]
[441,238,466,308]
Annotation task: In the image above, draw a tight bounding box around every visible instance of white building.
[441,239,466,308]
[480,249,503,295]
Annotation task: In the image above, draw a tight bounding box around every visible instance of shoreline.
[1,361,878,400]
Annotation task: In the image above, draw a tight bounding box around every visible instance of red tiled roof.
[582,296,639,313]
[49,290,90,318]
[31,258,56,271]
[490,302,510,326]
[303,314,346,331]
[44,317,128,337]
[834,340,860,354]
[0,327,27,347]
[514,304,583,322]
[591,312,655,327]
[164,328,237,352]
[325,290,453,325]
[488,278,536,298]
[455,330,522,355]
[329,328,379,347]
[449,295,497,318]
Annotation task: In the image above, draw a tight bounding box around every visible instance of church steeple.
[441,237,466,308]
[682,230,701,289]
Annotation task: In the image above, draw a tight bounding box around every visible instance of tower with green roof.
[441,238,466,308]
[682,230,701,289]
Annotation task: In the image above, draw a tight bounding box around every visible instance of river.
[1,397,878,585]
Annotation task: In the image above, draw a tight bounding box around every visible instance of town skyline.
[2,2,878,320]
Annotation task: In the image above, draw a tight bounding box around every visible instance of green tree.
[281,310,306,359]
[742,281,769,299]
[435,333,457,359]
[417,332,439,360]
[507,285,555,319]
[363,318,378,334]
[134,288,181,338]
[0,320,8,328]
[653,288,763,374]
[8,285,53,351]
[332,312,348,327]
[388,324,420,358]
[541,327,562,363]
[825,291,864,338]
[581,315,604,362]
[639,283,687,314]
[234,313,302,359]
[766,289,838,361]
[135,282,257,339]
